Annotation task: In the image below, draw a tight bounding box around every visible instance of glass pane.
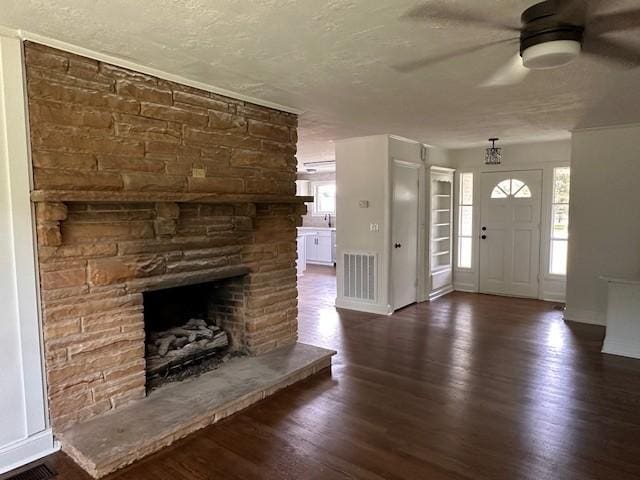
[550,240,568,275]
[460,173,473,205]
[316,183,336,213]
[514,185,532,198]
[553,167,571,204]
[511,179,525,194]
[459,206,473,237]
[491,186,508,198]
[497,179,511,195]
[458,237,472,269]
[552,204,569,239]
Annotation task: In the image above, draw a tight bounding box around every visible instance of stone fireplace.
[24,40,334,474]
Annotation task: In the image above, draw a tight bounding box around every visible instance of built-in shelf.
[31,190,314,205]
[429,167,455,299]
[432,266,452,274]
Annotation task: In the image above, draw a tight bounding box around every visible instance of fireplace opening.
[143,275,247,392]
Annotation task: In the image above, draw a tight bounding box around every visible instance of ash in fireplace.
[145,318,245,391]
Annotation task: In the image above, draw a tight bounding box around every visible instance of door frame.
[453,160,571,302]
[390,158,421,310]
[478,169,543,299]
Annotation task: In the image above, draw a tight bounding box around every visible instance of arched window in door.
[491,178,532,199]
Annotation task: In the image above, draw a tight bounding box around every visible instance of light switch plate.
[192,167,206,178]
[358,200,369,208]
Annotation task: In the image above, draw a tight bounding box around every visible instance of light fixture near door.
[485,138,502,165]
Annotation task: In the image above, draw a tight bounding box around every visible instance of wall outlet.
[191,167,206,178]
[358,200,369,208]
[369,223,379,232]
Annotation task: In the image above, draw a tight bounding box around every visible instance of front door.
[479,170,542,298]
[391,160,419,310]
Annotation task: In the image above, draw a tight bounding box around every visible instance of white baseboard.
[306,261,335,267]
[602,337,640,359]
[454,283,477,293]
[541,292,566,303]
[335,298,393,315]
[429,286,454,301]
[564,307,606,326]
[0,429,59,475]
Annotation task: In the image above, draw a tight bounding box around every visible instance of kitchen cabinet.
[304,230,334,266]
[296,234,307,276]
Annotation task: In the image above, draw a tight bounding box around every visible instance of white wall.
[336,135,392,314]
[0,35,55,474]
[565,125,640,326]
[448,139,571,301]
[335,134,451,314]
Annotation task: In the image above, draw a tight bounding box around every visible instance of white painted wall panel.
[565,125,640,326]
[0,34,55,475]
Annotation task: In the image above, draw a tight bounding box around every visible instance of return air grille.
[343,253,376,301]
[4,463,56,480]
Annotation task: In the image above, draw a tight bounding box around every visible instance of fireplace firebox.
[143,274,248,390]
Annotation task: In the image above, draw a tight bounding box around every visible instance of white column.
[0,33,57,474]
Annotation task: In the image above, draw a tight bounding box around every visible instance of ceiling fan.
[396,0,640,87]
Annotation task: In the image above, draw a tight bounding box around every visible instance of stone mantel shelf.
[31,190,314,205]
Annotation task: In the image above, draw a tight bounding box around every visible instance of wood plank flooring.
[19,266,640,479]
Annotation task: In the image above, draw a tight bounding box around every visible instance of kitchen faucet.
[324,213,333,228]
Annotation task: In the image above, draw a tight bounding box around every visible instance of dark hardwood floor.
[25,266,640,479]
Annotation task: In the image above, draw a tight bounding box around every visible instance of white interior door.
[391,160,419,309]
[479,170,542,298]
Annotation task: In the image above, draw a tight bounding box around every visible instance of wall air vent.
[343,252,377,302]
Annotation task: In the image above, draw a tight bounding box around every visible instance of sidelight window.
[457,173,473,269]
[550,167,570,275]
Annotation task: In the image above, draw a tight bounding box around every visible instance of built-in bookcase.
[429,166,455,300]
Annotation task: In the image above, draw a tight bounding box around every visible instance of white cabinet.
[296,235,307,276]
[331,230,337,264]
[305,230,334,266]
[295,180,311,196]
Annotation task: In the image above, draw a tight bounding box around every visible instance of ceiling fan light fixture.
[521,40,581,69]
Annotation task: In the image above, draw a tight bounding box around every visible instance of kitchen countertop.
[297,227,336,232]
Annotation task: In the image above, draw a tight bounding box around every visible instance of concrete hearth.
[58,343,335,478]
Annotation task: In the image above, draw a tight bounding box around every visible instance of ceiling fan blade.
[402,3,520,32]
[588,9,640,35]
[582,36,640,67]
[556,0,604,24]
[393,38,518,73]
[480,54,530,88]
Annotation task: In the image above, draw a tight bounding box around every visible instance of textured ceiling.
[1,0,640,163]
